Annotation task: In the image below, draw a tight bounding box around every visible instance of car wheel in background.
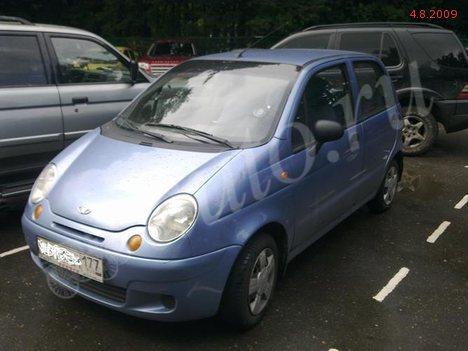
[219,233,278,330]
[368,160,400,213]
[401,106,438,156]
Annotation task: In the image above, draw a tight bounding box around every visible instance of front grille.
[46,262,127,304]
[150,64,175,76]
[52,222,104,243]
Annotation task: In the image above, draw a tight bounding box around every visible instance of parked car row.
[0,17,466,329]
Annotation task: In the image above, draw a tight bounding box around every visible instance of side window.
[340,32,401,67]
[353,61,395,120]
[340,32,381,56]
[0,34,47,87]
[380,33,401,66]
[412,33,467,68]
[51,37,131,84]
[278,33,331,49]
[292,64,353,151]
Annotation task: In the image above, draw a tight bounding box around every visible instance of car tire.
[219,233,278,330]
[368,160,399,213]
[401,106,438,156]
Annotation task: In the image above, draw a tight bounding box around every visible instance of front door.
[47,35,148,145]
[289,62,364,249]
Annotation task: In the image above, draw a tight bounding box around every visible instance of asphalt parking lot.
[0,129,466,351]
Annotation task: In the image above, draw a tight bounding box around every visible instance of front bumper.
[22,215,241,321]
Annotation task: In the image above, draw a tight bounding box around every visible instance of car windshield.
[115,60,299,148]
[149,42,195,56]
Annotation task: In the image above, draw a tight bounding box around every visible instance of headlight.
[30,164,57,204]
[147,194,198,243]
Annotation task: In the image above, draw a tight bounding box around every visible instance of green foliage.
[1,0,466,53]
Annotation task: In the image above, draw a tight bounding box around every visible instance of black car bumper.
[435,99,468,133]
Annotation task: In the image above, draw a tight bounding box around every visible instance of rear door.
[46,34,148,145]
[350,60,400,196]
[0,31,62,193]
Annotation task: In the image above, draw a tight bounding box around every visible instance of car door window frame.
[44,33,146,86]
[0,30,53,88]
[337,30,404,70]
[289,59,355,153]
[351,58,396,122]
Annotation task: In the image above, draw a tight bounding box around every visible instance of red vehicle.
[138,40,197,77]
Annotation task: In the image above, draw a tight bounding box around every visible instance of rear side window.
[51,37,131,84]
[277,33,331,49]
[412,33,467,68]
[353,61,395,120]
[339,32,401,67]
[0,35,47,87]
[292,64,353,151]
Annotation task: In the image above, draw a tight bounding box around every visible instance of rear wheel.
[368,160,399,213]
[401,106,438,156]
[219,233,278,330]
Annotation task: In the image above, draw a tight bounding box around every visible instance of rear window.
[412,33,467,68]
[276,33,331,49]
[0,35,47,87]
[339,32,401,67]
[149,42,195,57]
[353,61,395,120]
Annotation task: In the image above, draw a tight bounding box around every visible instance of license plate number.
[37,237,104,283]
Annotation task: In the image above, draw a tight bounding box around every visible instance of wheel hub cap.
[402,115,427,149]
[248,248,275,315]
[383,166,398,205]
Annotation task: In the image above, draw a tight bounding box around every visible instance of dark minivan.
[273,22,468,155]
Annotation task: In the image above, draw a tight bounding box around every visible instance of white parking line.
[427,221,451,243]
[0,245,29,258]
[373,267,410,302]
[454,195,468,210]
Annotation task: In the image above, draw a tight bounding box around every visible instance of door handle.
[72,97,89,105]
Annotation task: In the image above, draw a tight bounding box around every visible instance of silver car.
[0,16,150,203]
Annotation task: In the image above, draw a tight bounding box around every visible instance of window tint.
[340,32,401,67]
[278,33,331,49]
[292,64,353,151]
[412,33,467,68]
[51,37,131,84]
[380,34,401,66]
[353,61,395,120]
[0,35,47,87]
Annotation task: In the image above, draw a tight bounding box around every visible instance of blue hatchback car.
[22,49,403,329]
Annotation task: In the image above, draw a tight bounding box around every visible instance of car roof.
[302,22,448,31]
[0,22,100,39]
[196,48,368,66]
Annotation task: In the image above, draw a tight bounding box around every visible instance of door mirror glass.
[314,120,344,144]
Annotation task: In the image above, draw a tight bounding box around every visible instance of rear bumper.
[435,100,468,133]
[22,215,241,321]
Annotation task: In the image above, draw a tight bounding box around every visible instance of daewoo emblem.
[78,206,92,215]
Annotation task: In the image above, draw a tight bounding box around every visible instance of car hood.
[48,131,239,231]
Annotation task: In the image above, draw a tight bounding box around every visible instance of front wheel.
[368,160,399,213]
[219,233,278,330]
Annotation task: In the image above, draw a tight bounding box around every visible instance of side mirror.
[130,60,138,84]
[314,120,344,144]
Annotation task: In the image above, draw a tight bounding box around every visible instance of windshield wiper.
[116,118,173,143]
[145,123,235,148]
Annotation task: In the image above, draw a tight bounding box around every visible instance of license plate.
[37,237,104,283]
